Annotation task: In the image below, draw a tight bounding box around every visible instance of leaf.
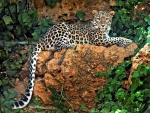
[44,0,62,8]
[18,14,24,26]
[76,11,85,21]
[1,97,5,103]
[117,1,124,6]
[89,108,96,113]
[116,88,125,100]
[125,21,130,28]
[133,71,140,78]
[106,94,112,100]
[101,108,110,113]
[49,87,57,94]
[108,86,113,92]
[3,100,13,109]
[1,79,9,86]
[94,97,99,103]
[3,91,9,99]
[117,21,123,29]
[6,69,17,77]
[138,65,150,76]
[130,78,142,91]
[39,26,48,33]
[0,2,2,7]
[112,33,117,36]
[8,89,18,99]
[135,91,143,101]
[96,89,101,94]
[115,69,122,75]
[6,25,13,31]
[41,19,49,26]
[22,13,31,23]
[15,25,22,36]
[135,91,141,97]
[144,16,150,25]
[2,15,12,25]
[132,21,139,27]
[80,104,87,110]
[147,37,150,43]
[9,3,17,14]
[94,72,101,76]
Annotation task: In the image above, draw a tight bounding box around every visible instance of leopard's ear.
[92,10,98,15]
[108,11,115,17]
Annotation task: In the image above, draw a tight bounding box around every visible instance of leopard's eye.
[106,18,110,22]
[96,18,100,21]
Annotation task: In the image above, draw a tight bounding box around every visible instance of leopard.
[11,11,132,109]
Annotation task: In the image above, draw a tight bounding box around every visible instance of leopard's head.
[91,11,114,32]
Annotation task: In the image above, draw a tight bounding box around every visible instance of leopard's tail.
[11,43,42,109]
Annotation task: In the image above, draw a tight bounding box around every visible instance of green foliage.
[94,62,150,113]
[80,104,87,110]
[0,0,54,112]
[0,1,45,112]
[0,0,38,67]
[32,18,54,42]
[48,87,72,112]
[76,11,85,21]
[110,0,149,48]
[89,108,98,113]
[26,97,44,112]
[0,2,38,40]
[18,9,38,28]
[2,15,13,25]
[0,89,18,113]
[44,0,62,8]
[94,62,130,112]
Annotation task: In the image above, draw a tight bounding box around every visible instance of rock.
[128,43,150,85]
[12,78,28,101]
[33,43,137,111]
[36,0,111,22]
[34,78,53,104]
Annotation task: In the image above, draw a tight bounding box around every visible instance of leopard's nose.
[101,25,105,28]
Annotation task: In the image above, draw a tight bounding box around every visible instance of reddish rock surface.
[33,43,137,111]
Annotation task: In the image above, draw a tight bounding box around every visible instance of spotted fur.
[11,11,132,109]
